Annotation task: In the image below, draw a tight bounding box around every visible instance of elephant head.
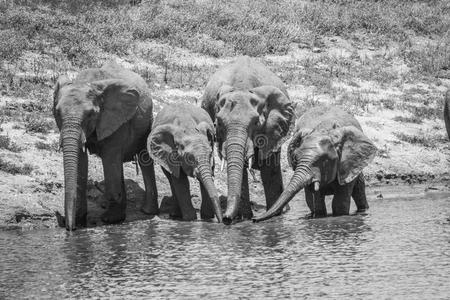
[215,85,294,224]
[53,75,144,230]
[253,124,377,222]
[148,120,223,222]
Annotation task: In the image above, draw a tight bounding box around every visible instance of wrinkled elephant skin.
[53,63,158,230]
[253,105,377,222]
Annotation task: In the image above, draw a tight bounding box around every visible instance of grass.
[24,115,54,134]
[0,157,34,175]
[35,140,59,151]
[393,131,447,148]
[0,135,23,152]
[393,115,423,124]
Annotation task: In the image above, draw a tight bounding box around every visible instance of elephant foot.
[307,211,327,219]
[76,213,87,228]
[101,203,126,224]
[200,211,215,220]
[236,210,253,221]
[181,209,197,221]
[141,203,159,215]
[55,211,87,228]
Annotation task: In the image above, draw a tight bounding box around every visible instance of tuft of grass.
[393,131,447,148]
[0,135,23,152]
[35,140,59,151]
[24,115,54,134]
[393,115,423,124]
[0,157,34,175]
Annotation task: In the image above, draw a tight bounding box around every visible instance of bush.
[0,135,23,152]
[0,157,34,175]
[24,115,54,134]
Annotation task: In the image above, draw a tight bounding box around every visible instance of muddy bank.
[1,168,449,231]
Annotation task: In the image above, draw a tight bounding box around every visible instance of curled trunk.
[222,125,248,225]
[61,120,82,231]
[253,160,314,222]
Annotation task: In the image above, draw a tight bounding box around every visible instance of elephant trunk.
[253,159,314,222]
[61,119,82,231]
[222,124,248,225]
[196,154,223,223]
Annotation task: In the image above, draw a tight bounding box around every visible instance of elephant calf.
[254,106,377,222]
[53,63,158,231]
[148,103,223,222]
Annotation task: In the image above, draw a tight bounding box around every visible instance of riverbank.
[1,0,449,230]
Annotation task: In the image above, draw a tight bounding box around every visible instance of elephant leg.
[76,149,88,227]
[352,173,369,212]
[200,181,214,220]
[170,170,196,221]
[101,151,127,224]
[260,151,284,211]
[237,166,253,220]
[138,150,159,215]
[162,167,182,218]
[332,181,354,216]
[305,186,326,217]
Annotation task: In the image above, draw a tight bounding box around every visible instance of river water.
[1,189,449,299]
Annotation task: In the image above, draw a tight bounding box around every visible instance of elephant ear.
[148,124,181,178]
[89,79,141,141]
[250,85,295,157]
[53,75,72,130]
[196,121,215,147]
[332,126,377,185]
[287,128,312,169]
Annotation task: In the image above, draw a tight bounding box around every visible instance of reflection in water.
[0,193,450,298]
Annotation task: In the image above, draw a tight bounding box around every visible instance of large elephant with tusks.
[201,56,295,225]
[53,63,158,231]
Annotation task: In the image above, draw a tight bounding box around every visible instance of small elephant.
[148,103,223,222]
[53,63,158,231]
[201,56,295,224]
[444,90,450,139]
[253,106,377,222]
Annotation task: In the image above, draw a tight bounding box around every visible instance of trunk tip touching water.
[253,165,313,223]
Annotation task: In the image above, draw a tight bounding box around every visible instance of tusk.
[249,156,253,168]
[314,181,320,192]
[220,159,225,172]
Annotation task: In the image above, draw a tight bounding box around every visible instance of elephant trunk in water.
[253,157,314,222]
[196,154,223,223]
[61,118,82,231]
[222,124,248,225]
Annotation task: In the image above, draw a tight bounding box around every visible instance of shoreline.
[1,174,449,231]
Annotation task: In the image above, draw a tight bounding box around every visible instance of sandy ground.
[1,37,449,230]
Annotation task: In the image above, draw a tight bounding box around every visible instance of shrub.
[0,157,34,175]
[24,115,54,134]
[0,135,23,152]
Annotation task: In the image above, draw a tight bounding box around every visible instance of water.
[1,190,449,299]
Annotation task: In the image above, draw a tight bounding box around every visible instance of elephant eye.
[219,98,226,107]
[250,98,258,107]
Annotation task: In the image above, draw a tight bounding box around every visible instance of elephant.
[201,56,295,225]
[147,103,223,222]
[444,90,450,139]
[253,105,377,222]
[53,63,158,231]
